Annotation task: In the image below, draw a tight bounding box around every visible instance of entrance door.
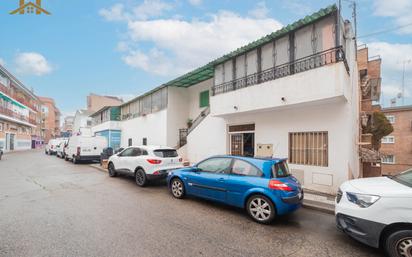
[9,134,15,150]
[230,133,255,157]
[230,134,243,156]
[6,133,15,151]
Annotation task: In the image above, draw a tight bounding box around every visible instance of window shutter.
[199,90,210,108]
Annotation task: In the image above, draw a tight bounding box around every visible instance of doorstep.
[302,189,336,215]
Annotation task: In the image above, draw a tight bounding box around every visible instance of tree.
[365,111,394,150]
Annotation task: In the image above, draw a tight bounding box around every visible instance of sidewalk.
[303,189,335,214]
[89,163,336,214]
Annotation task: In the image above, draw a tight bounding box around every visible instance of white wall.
[166,87,189,148]
[186,115,227,163]
[187,79,212,119]
[211,63,350,117]
[73,112,91,133]
[91,121,121,134]
[120,109,168,147]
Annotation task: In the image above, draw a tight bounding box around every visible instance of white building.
[105,5,360,194]
[72,109,93,135]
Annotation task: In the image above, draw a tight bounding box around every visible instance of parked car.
[45,139,59,155]
[56,138,68,158]
[336,169,412,257]
[167,156,303,224]
[0,148,3,160]
[65,135,107,164]
[100,147,113,165]
[108,145,183,187]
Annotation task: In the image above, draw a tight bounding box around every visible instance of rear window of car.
[272,161,291,178]
[153,149,178,158]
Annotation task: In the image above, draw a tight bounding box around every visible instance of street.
[0,150,384,257]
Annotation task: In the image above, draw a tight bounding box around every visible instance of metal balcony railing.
[0,105,34,124]
[212,46,348,96]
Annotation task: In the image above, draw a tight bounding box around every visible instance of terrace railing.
[212,46,348,96]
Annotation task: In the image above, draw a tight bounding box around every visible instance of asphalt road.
[0,150,384,257]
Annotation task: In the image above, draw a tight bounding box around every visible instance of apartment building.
[108,5,359,194]
[39,96,61,143]
[61,115,74,137]
[90,106,121,149]
[380,105,412,175]
[87,93,123,113]
[357,45,383,177]
[0,64,39,152]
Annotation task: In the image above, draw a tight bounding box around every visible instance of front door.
[230,134,243,156]
[5,133,15,151]
[186,157,232,202]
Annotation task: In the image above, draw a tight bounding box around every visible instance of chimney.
[36,0,41,14]
[19,0,25,14]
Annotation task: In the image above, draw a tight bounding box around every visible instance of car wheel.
[171,178,185,199]
[385,230,412,257]
[246,195,276,224]
[72,157,78,164]
[108,163,117,177]
[135,169,147,187]
[64,155,69,161]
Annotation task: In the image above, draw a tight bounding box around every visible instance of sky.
[0,0,411,117]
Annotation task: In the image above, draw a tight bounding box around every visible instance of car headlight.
[346,192,380,208]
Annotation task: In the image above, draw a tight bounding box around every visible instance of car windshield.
[153,149,178,158]
[391,169,412,188]
[272,161,291,178]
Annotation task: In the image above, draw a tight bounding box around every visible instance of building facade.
[39,96,61,143]
[87,93,123,113]
[72,109,93,135]
[104,5,360,194]
[357,45,383,177]
[0,64,40,152]
[61,115,74,137]
[90,106,121,149]
[381,105,412,175]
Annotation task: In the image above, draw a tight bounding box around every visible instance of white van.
[65,135,107,164]
[56,138,69,158]
[45,139,60,155]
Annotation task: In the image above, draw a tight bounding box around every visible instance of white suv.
[107,145,183,187]
[336,169,412,257]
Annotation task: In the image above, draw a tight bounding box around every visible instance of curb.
[302,200,335,215]
[89,164,107,173]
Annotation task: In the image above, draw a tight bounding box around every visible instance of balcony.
[212,47,348,96]
[0,85,38,112]
[210,47,351,117]
[0,106,36,126]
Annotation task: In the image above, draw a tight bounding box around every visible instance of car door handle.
[217,178,225,182]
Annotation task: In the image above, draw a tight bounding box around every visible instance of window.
[0,122,3,132]
[386,115,395,124]
[130,148,142,157]
[382,155,395,164]
[197,158,232,174]
[272,161,291,178]
[153,149,178,158]
[289,131,328,167]
[119,148,134,157]
[142,138,147,146]
[381,136,395,144]
[231,159,262,177]
[199,90,209,108]
[128,138,132,147]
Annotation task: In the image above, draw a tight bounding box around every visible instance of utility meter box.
[256,144,273,158]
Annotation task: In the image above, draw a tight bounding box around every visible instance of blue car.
[167,155,303,224]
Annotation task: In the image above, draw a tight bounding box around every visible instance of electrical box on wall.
[256,144,273,158]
